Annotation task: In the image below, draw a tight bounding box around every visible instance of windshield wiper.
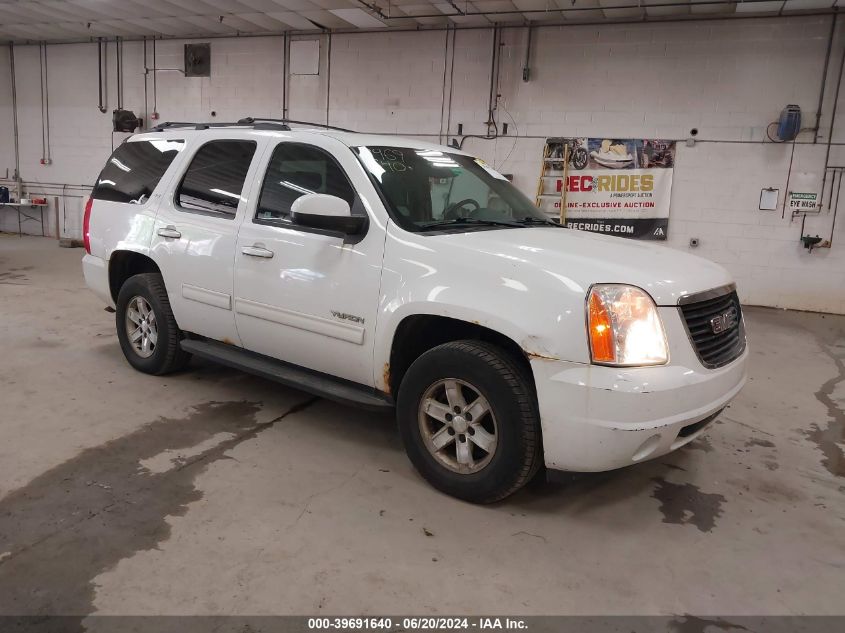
[516,216,564,227]
[419,217,524,230]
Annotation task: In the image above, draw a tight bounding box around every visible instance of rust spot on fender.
[521,336,560,362]
[525,350,560,362]
[382,362,391,395]
[221,337,234,346]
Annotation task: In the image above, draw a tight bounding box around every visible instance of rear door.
[150,137,265,345]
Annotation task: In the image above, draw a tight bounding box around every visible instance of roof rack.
[238,117,357,133]
[151,117,356,133]
[150,120,290,132]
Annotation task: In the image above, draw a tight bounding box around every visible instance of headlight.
[587,284,668,366]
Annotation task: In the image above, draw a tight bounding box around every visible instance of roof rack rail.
[237,117,356,133]
[150,118,356,133]
[150,120,291,132]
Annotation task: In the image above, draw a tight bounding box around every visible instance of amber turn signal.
[588,290,616,363]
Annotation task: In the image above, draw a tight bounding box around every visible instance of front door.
[151,137,263,345]
[233,138,384,387]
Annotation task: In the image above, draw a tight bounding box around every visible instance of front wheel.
[396,340,542,503]
[115,273,191,375]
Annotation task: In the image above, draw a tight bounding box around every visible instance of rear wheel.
[115,273,191,375]
[397,340,542,503]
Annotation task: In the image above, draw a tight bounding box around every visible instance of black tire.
[115,273,191,375]
[572,147,589,170]
[396,340,542,503]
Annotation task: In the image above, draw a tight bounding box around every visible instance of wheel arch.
[108,250,162,303]
[383,313,536,398]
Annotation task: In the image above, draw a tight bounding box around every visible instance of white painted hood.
[435,227,733,305]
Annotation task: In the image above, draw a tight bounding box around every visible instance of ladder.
[534,138,570,225]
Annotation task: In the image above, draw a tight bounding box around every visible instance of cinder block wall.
[1,15,843,313]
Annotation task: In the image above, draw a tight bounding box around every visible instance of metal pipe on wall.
[282,32,290,119]
[44,42,51,163]
[325,32,332,126]
[39,42,46,162]
[281,31,287,119]
[522,25,533,83]
[0,182,90,192]
[813,14,838,143]
[9,43,21,201]
[438,26,450,144]
[97,38,107,113]
[819,17,845,222]
[831,169,843,244]
[116,37,123,110]
[153,38,158,117]
[486,26,499,134]
[142,37,148,125]
[782,138,797,219]
[444,26,456,142]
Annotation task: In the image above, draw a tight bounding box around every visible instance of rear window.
[176,140,257,218]
[92,139,184,204]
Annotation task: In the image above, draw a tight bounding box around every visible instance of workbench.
[0,202,48,237]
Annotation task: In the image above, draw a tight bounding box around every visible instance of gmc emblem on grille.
[710,306,738,334]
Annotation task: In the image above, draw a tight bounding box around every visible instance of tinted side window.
[92,139,184,203]
[256,143,356,223]
[177,140,257,218]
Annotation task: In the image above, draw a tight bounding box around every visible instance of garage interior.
[1,0,845,628]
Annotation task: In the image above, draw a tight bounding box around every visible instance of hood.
[435,227,733,305]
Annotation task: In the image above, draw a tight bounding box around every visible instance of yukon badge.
[331,310,365,325]
[709,306,738,334]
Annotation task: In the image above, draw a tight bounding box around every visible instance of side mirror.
[291,193,366,235]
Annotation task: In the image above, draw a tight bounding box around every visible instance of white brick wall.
[1,15,844,312]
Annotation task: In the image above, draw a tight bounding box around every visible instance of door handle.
[241,245,274,259]
[157,226,181,239]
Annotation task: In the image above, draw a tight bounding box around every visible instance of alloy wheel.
[418,378,498,474]
[125,296,158,359]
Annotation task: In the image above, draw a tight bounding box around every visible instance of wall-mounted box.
[759,188,778,211]
[185,43,211,77]
[290,40,320,75]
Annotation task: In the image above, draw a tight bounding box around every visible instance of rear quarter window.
[92,139,185,204]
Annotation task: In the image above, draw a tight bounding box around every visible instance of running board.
[180,338,393,411]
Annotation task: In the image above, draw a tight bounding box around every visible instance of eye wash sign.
[788,192,819,213]
[551,138,676,241]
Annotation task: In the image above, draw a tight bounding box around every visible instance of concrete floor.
[0,234,843,619]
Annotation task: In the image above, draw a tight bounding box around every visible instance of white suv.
[82,119,748,503]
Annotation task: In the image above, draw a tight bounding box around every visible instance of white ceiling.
[0,0,840,42]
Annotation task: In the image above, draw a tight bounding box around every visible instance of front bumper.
[532,306,748,472]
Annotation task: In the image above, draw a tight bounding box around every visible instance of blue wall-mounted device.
[777,105,802,142]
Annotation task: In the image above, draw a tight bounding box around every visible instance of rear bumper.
[532,306,748,472]
[82,253,113,307]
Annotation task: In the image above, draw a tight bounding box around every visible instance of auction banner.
[544,138,675,240]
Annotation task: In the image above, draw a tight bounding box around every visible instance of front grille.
[679,288,746,369]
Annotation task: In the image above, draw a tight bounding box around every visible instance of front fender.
[373,224,592,391]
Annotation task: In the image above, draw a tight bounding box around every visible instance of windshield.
[354,146,554,232]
